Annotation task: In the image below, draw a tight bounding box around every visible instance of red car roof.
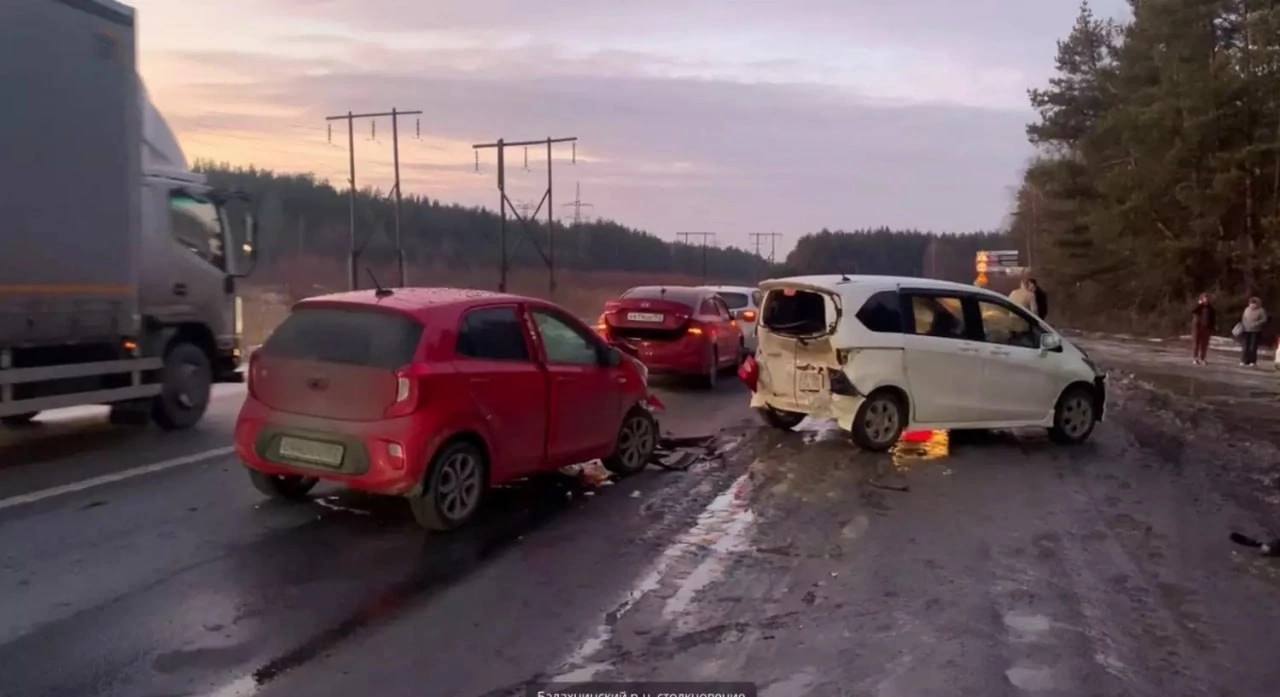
[295,287,528,320]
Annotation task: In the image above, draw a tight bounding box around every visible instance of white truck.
[0,0,256,428]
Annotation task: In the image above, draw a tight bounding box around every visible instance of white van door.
[757,288,840,411]
[973,299,1060,421]
[900,293,988,423]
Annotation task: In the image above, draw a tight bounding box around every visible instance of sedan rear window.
[716,292,750,309]
[762,289,831,336]
[263,308,423,370]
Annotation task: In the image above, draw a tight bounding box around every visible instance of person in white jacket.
[1239,297,1267,366]
[1009,278,1039,316]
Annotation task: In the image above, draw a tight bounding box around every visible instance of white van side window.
[907,295,967,340]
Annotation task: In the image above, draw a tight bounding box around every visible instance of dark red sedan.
[597,286,744,388]
[236,288,660,530]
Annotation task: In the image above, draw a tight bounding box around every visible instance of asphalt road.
[2,354,1279,697]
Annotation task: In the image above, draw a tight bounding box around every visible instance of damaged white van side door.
[752,283,907,431]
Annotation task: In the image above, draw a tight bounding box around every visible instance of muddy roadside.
[1077,337,1280,538]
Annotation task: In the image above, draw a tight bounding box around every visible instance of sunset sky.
[129,0,1128,253]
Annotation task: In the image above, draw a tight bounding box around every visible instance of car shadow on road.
[0,418,148,469]
[238,473,605,689]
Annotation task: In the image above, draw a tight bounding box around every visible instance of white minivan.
[747,275,1105,451]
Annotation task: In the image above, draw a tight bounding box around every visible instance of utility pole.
[562,182,595,226]
[749,232,783,263]
[677,232,716,283]
[473,136,578,294]
[325,107,422,289]
[749,232,783,282]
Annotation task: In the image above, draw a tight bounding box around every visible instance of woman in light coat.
[1239,297,1267,367]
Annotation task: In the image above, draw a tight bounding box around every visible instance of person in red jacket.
[1191,293,1216,365]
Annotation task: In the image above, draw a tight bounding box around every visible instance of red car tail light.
[384,367,418,417]
[738,355,759,391]
[247,352,264,399]
[686,324,705,336]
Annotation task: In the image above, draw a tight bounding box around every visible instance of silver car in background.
[703,285,762,354]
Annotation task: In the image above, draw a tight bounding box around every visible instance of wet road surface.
[3,349,1280,697]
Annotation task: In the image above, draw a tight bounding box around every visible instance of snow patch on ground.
[550,469,757,680]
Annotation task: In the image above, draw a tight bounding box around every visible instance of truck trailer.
[1,0,256,429]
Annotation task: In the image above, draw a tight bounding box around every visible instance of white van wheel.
[852,391,904,452]
[1050,386,1096,444]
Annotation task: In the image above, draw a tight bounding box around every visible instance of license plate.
[278,436,345,467]
[626,312,664,323]
[797,368,824,392]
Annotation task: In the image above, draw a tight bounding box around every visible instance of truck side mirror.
[233,210,259,277]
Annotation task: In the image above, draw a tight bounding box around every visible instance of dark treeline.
[1011,0,1280,332]
[196,163,767,284]
[198,163,1008,292]
[782,228,1012,283]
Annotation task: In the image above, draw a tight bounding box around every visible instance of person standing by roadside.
[1030,278,1049,320]
[1190,293,1215,365]
[1238,296,1267,366]
[1010,278,1039,316]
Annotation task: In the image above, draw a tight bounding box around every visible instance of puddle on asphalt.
[1003,611,1052,637]
[661,474,756,628]
[762,668,820,697]
[1005,664,1055,691]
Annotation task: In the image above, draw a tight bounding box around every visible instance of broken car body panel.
[749,275,1105,435]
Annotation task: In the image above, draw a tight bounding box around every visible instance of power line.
[561,182,595,226]
[677,232,716,283]
[324,107,423,290]
[473,136,578,294]
[748,232,784,263]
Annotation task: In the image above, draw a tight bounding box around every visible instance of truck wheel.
[152,342,212,430]
[249,469,318,500]
[851,391,905,452]
[604,408,657,475]
[757,406,805,431]
[1,412,39,427]
[410,441,487,531]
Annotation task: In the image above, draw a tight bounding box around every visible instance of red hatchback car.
[236,288,660,530]
[598,286,744,388]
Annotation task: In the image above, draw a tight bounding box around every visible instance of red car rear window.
[263,307,423,370]
[620,286,701,308]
